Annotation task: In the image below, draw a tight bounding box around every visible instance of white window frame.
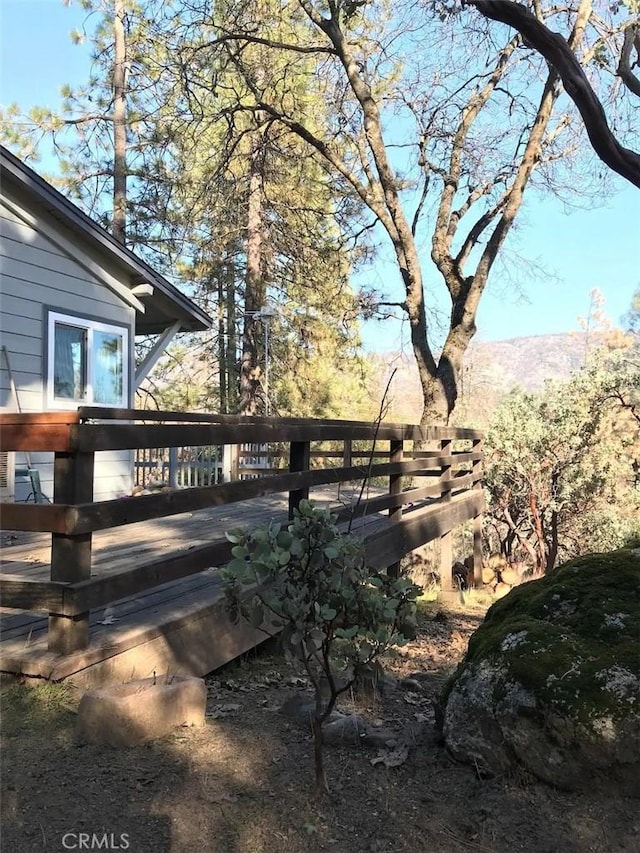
[46,311,129,409]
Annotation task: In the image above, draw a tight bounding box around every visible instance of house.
[0,145,212,501]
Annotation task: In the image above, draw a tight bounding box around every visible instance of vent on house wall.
[0,451,16,501]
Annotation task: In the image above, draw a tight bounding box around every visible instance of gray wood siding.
[1,197,135,501]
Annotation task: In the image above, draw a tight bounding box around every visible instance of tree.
[3,0,370,418]
[0,0,184,257]
[177,0,635,423]
[222,500,420,794]
[485,340,640,571]
[466,0,640,187]
[623,286,640,334]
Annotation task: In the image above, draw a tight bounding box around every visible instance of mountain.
[463,332,591,391]
[372,332,602,424]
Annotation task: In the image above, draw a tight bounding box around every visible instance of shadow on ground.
[1,604,638,853]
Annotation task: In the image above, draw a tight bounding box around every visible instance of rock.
[281,692,343,727]
[500,566,520,586]
[360,727,397,748]
[438,550,640,793]
[400,677,423,692]
[323,714,367,745]
[76,675,206,748]
[281,693,317,724]
[355,661,397,697]
[482,566,496,585]
[280,692,400,749]
[319,662,397,699]
[493,582,511,599]
[319,674,351,698]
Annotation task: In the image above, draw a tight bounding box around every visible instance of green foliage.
[222,500,420,678]
[454,550,640,724]
[623,287,640,334]
[12,0,371,418]
[222,499,421,791]
[4,0,633,423]
[485,339,640,571]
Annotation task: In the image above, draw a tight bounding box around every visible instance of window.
[47,312,129,408]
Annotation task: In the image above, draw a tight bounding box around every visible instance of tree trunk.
[504,502,539,568]
[547,475,560,570]
[529,491,547,572]
[217,270,227,413]
[112,0,127,244]
[239,127,267,415]
[311,716,327,796]
[226,257,238,413]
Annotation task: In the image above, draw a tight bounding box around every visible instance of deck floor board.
[0,486,370,581]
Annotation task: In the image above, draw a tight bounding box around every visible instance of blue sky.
[1,0,638,349]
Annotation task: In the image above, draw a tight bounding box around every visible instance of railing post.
[169,445,179,489]
[388,438,403,578]
[343,438,352,469]
[222,443,239,482]
[48,450,94,654]
[472,437,484,588]
[439,436,453,594]
[289,440,311,519]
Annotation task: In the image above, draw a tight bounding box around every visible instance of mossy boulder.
[438,550,640,792]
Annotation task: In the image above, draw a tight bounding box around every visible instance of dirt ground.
[1,598,638,853]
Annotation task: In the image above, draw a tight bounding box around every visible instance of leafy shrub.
[222,499,421,792]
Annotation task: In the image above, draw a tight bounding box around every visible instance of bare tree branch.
[464,0,640,188]
[617,24,640,98]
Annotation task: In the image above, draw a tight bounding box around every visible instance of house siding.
[0,192,135,502]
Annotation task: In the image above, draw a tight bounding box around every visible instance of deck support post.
[472,438,484,588]
[169,446,179,489]
[288,440,311,519]
[343,438,352,481]
[222,443,239,482]
[49,450,94,654]
[439,438,453,594]
[387,439,404,578]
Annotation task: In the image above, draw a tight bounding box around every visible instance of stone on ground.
[437,550,640,793]
[76,675,207,747]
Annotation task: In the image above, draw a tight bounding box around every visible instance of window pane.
[54,323,87,400]
[93,330,124,404]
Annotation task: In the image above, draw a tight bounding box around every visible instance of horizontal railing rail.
[0,410,484,657]
[0,454,481,535]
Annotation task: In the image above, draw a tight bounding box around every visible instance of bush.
[222,499,421,792]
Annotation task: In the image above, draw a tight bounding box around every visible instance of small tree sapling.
[222,499,421,794]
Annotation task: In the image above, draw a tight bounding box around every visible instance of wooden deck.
[0,486,366,681]
[0,410,484,686]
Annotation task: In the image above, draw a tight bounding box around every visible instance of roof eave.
[0,146,213,334]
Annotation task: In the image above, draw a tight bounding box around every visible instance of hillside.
[373,332,598,424]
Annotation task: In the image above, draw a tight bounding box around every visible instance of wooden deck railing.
[0,409,484,656]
